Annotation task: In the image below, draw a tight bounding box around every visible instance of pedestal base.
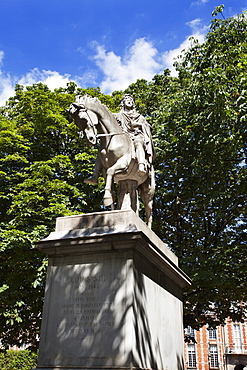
[34,210,190,370]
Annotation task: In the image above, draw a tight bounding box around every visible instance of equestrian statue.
[68,93,155,227]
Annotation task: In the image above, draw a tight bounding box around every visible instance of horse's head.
[67,100,98,146]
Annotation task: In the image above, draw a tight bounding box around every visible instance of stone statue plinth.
[34,210,190,370]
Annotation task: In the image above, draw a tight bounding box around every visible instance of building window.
[186,326,195,338]
[209,344,219,368]
[233,324,242,353]
[187,344,197,368]
[208,328,217,340]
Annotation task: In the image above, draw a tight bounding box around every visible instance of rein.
[76,104,125,139]
[97,132,123,138]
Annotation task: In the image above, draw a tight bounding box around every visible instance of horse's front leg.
[103,155,130,207]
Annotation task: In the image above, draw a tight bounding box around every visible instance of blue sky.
[0,0,246,105]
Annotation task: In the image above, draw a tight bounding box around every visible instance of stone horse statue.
[68,94,155,227]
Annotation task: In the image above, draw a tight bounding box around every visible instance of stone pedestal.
[34,210,190,370]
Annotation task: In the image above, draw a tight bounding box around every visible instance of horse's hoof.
[138,164,147,177]
[138,170,146,177]
[104,197,113,207]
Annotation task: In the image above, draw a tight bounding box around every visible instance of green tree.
[0,349,38,370]
[0,83,118,349]
[118,6,247,329]
[151,6,247,328]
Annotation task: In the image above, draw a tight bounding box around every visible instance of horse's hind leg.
[139,167,155,228]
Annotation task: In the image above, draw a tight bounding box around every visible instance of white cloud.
[0,51,4,67]
[92,38,162,93]
[187,18,202,31]
[92,21,207,92]
[18,68,71,91]
[186,18,209,34]
[162,21,207,76]
[191,0,209,5]
[0,73,15,107]
[0,56,78,106]
[0,19,208,104]
[76,69,99,87]
[0,51,16,106]
[162,34,204,76]
[0,57,99,106]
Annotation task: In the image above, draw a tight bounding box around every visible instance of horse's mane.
[78,94,115,117]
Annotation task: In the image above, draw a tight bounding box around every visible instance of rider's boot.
[84,175,99,185]
[84,170,99,185]
[134,137,147,177]
[84,157,101,185]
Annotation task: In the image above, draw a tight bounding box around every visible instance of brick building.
[184,319,247,370]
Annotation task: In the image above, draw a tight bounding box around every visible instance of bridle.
[74,104,125,140]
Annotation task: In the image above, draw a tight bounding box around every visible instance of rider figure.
[84,94,155,184]
[114,94,154,177]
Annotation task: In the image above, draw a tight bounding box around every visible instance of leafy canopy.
[0,83,120,349]
[151,5,247,328]
[120,5,247,328]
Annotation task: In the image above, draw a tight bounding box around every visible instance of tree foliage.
[0,83,120,349]
[0,6,246,348]
[0,350,37,370]
[119,6,247,328]
[150,6,247,328]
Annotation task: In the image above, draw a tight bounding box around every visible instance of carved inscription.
[57,273,114,337]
